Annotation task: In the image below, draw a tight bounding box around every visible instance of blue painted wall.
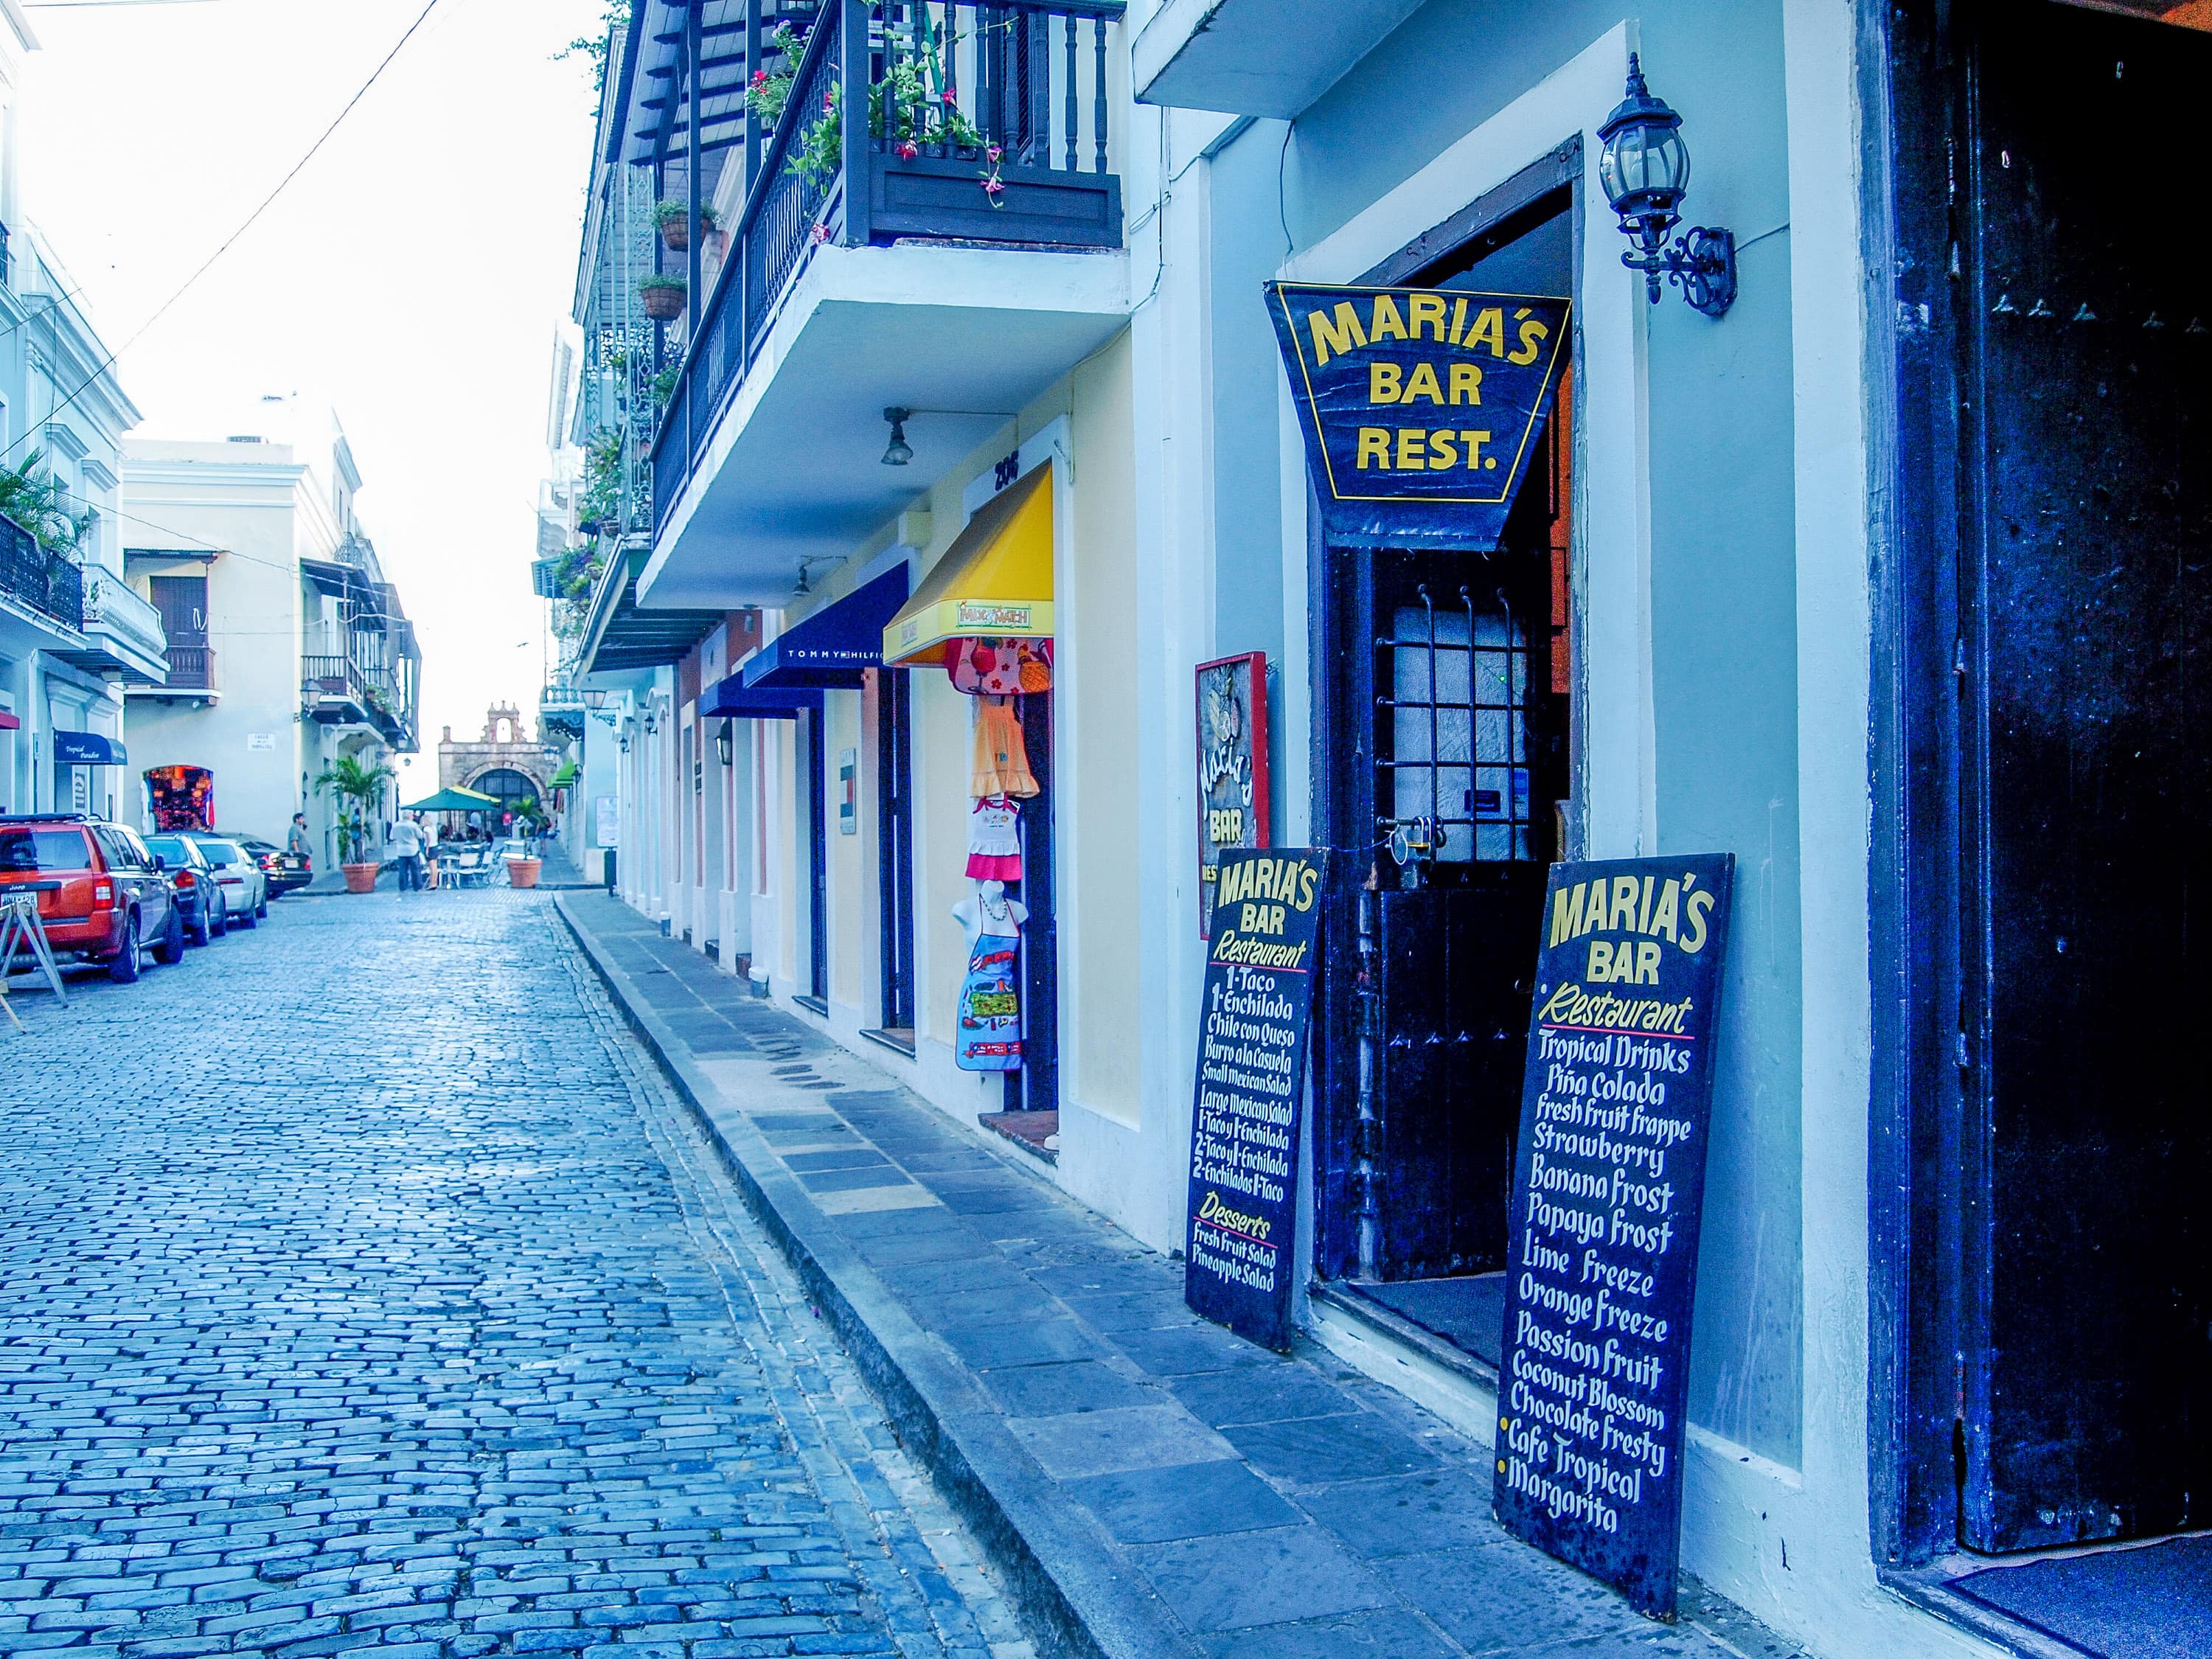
[1212,0,1806,1467]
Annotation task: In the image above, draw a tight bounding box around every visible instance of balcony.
[1132,0,1421,118]
[0,512,86,637]
[639,0,1129,609]
[302,653,411,748]
[160,646,217,693]
[58,568,172,684]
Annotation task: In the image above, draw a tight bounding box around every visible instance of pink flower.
[897,140,919,161]
[987,143,1002,163]
[982,176,1005,198]
[942,89,957,105]
[823,91,835,113]
[752,69,768,86]
[811,222,832,243]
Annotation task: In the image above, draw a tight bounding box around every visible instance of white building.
[566,3,2212,1653]
[120,410,421,858]
[0,0,161,818]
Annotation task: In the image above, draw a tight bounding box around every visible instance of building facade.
[0,1,161,818]
[121,416,421,858]
[557,4,2211,1653]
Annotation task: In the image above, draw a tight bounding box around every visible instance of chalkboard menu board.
[1183,847,1329,1351]
[1492,855,1733,1620]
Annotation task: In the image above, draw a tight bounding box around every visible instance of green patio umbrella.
[402,785,501,813]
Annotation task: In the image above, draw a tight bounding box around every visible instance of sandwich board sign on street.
[1183,846,1329,1351]
[1492,855,1733,1620]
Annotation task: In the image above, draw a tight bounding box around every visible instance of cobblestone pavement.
[0,890,1031,1659]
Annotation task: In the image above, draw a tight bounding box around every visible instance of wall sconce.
[1598,55,1736,317]
[714,720,734,767]
[881,407,914,467]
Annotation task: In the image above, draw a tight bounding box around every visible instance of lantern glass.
[1599,114,1689,215]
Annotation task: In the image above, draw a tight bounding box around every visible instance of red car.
[0,814,186,981]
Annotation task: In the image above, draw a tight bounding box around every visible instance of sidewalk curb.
[555,895,1203,1659]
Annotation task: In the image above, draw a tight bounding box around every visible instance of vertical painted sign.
[1183,847,1329,1350]
[1493,855,1733,1620]
[1195,653,1271,936]
[1266,282,1571,549]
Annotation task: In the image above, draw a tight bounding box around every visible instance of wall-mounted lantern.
[714,720,734,766]
[1598,55,1736,317]
[882,407,914,467]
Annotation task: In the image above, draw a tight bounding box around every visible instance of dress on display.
[966,796,1023,883]
[953,886,1026,1071]
[970,698,1040,799]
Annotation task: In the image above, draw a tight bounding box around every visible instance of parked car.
[0,814,184,982]
[239,834,311,896]
[189,836,268,925]
[143,832,229,945]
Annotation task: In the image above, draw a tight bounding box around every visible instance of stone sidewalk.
[557,893,1808,1659]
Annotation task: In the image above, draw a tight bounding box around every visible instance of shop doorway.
[1882,0,2212,1631]
[1312,178,1576,1368]
[804,706,830,1006]
[1006,690,1057,1113]
[876,671,916,1037]
[145,765,215,832]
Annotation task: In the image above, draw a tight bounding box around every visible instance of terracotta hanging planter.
[640,279,686,321]
[655,203,718,253]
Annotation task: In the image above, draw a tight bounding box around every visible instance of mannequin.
[952,879,1028,1071]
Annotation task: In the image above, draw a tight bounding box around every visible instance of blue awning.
[740,563,911,691]
[700,678,821,721]
[54,729,126,766]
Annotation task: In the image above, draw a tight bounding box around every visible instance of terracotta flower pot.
[342,862,379,894]
[641,283,686,321]
[508,858,543,890]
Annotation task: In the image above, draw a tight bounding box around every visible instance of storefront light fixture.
[881,407,914,467]
[714,720,734,766]
[1598,55,1737,318]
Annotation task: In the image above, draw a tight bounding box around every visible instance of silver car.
[188,835,269,926]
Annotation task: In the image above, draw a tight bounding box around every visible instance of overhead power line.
[2,0,445,465]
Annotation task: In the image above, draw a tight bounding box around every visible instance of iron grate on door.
[1376,582,1532,866]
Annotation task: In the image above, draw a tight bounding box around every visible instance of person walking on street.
[390,813,425,893]
[288,811,310,860]
[422,814,441,891]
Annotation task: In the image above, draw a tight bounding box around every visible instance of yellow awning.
[883,464,1054,668]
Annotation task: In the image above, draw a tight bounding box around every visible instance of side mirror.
[151,855,166,872]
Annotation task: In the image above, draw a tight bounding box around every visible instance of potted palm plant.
[507,796,549,888]
[313,752,396,893]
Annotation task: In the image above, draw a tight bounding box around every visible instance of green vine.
[747,18,989,192]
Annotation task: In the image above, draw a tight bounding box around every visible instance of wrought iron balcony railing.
[650,0,1124,532]
[0,512,84,633]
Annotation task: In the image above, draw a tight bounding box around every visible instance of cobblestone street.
[0,891,1029,1659]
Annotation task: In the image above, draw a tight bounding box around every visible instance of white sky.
[20,0,606,780]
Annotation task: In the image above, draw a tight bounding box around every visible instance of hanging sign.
[1195,653,1270,936]
[1267,282,1570,549]
[1492,855,1734,1621]
[1183,846,1329,1350]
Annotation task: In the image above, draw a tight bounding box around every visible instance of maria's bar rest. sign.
[1183,846,1329,1351]
[1266,282,1571,549]
[1494,855,1733,1620]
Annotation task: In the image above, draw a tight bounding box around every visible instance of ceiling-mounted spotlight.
[881,406,914,466]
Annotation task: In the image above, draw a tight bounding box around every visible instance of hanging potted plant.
[507,796,549,889]
[655,198,719,252]
[313,752,396,894]
[639,273,686,321]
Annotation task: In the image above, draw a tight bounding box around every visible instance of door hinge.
[1955,1029,1971,1072]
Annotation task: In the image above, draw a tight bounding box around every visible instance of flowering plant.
[746,17,990,191]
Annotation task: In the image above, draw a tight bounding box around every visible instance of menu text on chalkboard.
[1492,855,1733,1620]
[1183,846,1329,1351]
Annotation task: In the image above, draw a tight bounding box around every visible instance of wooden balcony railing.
[163,646,215,691]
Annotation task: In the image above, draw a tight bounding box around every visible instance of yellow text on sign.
[1354,428,1498,472]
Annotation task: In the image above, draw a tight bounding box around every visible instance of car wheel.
[189,902,212,947]
[238,897,258,928]
[107,912,142,983]
[256,895,269,919]
[214,896,229,935]
[153,905,185,966]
